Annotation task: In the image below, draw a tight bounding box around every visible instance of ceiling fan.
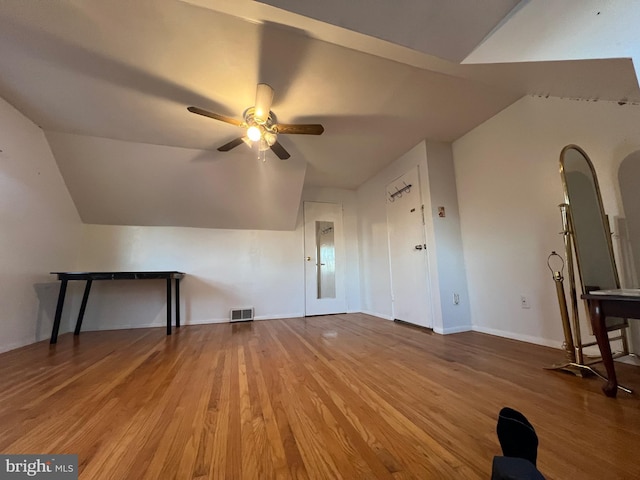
[187,83,324,160]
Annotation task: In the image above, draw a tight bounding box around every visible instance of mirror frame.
[559,144,621,294]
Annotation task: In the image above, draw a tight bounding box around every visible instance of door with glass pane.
[304,202,347,315]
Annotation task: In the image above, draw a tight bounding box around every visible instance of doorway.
[386,166,432,328]
[303,201,347,316]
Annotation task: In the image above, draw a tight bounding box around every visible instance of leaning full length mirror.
[560,145,624,330]
[619,150,640,286]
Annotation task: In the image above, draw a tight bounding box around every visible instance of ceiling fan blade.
[254,83,274,123]
[188,106,243,127]
[270,140,290,160]
[276,123,324,135]
[217,137,245,152]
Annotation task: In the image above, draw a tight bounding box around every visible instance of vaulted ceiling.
[0,0,638,229]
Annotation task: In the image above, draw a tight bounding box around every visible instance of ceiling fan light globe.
[258,138,270,152]
[247,125,262,142]
[264,132,277,146]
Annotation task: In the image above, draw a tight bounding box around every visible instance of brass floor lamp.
[545,210,629,391]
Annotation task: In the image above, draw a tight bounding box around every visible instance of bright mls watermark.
[1,455,77,479]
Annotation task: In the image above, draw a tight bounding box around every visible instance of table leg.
[589,300,618,397]
[74,279,93,335]
[50,279,68,344]
[166,278,172,335]
[175,278,180,328]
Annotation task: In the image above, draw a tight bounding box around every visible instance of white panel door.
[386,166,432,328]
[304,202,347,316]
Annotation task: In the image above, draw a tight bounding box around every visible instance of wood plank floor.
[1,314,639,479]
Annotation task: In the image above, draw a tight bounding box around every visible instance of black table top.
[51,271,185,280]
[582,289,640,302]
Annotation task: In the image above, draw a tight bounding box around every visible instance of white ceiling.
[0,0,638,229]
[464,0,640,67]
[257,0,521,62]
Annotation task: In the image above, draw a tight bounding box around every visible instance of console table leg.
[50,279,68,344]
[175,278,180,328]
[166,278,172,335]
[589,300,618,397]
[74,279,93,335]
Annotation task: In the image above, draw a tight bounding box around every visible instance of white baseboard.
[254,313,304,321]
[433,324,472,335]
[360,310,394,321]
[0,328,74,353]
[82,321,168,331]
[0,337,41,354]
[2,314,563,355]
[81,314,307,331]
[472,325,563,349]
[173,318,227,326]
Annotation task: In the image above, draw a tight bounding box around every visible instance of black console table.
[49,271,186,344]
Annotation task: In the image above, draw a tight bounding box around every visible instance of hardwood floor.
[1,314,639,479]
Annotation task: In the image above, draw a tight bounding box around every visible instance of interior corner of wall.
[632,55,640,89]
[430,288,444,333]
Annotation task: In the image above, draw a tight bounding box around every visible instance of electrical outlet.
[520,296,530,309]
[453,293,460,305]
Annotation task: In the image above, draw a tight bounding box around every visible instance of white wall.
[357,140,471,333]
[67,187,360,333]
[74,225,305,330]
[426,142,472,333]
[0,97,83,353]
[453,95,640,348]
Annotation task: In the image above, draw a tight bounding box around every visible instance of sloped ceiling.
[464,0,640,67]
[257,0,521,62]
[0,0,638,229]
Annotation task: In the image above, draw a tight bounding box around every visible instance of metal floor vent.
[230,308,254,322]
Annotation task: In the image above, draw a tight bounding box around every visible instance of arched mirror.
[619,150,640,286]
[560,145,624,330]
[618,151,640,353]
